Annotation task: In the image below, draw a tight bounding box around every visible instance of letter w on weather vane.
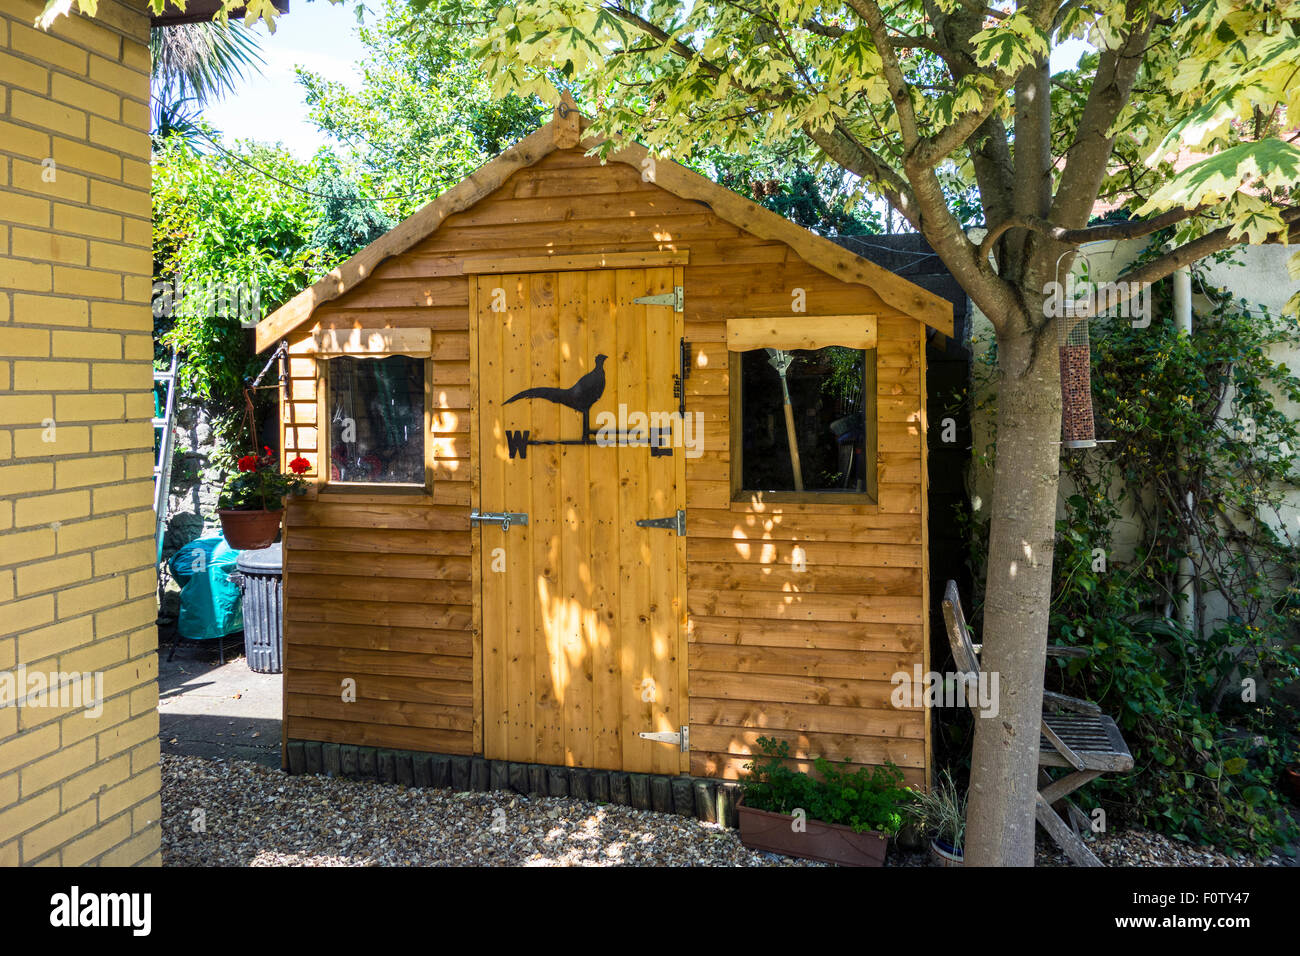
[502,353,671,459]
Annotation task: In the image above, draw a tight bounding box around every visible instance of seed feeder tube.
[1058,310,1096,450]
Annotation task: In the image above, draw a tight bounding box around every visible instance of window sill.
[315,483,433,505]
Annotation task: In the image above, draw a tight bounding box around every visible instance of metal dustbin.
[234,543,283,674]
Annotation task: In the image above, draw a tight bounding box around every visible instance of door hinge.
[638,726,689,752]
[470,510,529,531]
[635,509,685,535]
[633,286,684,312]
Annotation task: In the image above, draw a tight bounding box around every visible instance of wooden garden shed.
[255,100,954,797]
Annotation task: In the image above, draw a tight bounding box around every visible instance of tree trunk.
[964,315,1063,866]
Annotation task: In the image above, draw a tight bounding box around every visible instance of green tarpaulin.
[167,536,243,641]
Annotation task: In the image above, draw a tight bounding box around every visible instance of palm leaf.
[151,96,204,149]
[151,19,265,108]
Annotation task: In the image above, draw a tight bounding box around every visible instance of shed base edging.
[284,739,742,826]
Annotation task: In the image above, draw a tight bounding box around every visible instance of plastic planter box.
[737,798,888,867]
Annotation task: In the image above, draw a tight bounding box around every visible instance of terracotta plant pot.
[929,837,964,867]
[217,509,282,551]
[1282,765,1300,807]
[737,800,888,867]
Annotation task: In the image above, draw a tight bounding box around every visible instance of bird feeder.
[1058,310,1096,450]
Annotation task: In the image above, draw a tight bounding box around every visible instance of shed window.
[734,345,877,500]
[326,355,426,485]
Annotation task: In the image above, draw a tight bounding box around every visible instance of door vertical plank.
[672,265,690,773]
[558,270,595,767]
[528,272,565,766]
[616,268,656,773]
[643,266,680,775]
[501,274,535,762]
[478,275,509,761]
[587,268,623,770]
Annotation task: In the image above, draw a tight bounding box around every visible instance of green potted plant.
[216,447,310,550]
[738,736,911,866]
[909,769,967,866]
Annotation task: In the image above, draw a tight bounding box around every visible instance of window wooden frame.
[727,315,878,507]
[317,352,433,495]
[726,314,877,351]
[290,327,431,358]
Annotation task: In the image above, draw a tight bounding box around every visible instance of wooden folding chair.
[941,580,1134,867]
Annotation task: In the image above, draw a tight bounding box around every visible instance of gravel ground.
[1032,824,1288,867]
[162,754,1289,867]
[891,825,1289,867]
[161,754,823,866]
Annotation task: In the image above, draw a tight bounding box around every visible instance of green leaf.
[1138,139,1300,227]
[970,16,1047,73]
[1242,786,1268,806]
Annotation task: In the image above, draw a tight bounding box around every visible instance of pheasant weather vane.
[501,353,671,459]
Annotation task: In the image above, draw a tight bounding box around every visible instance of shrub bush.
[741,736,911,835]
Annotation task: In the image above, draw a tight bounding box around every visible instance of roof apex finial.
[553,90,582,148]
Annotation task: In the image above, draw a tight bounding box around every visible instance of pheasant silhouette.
[504,353,608,439]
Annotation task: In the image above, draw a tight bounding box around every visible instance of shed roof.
[256,110,954,353]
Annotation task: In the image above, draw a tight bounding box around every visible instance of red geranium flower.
[237,454,259,472]
[288,456,311,475]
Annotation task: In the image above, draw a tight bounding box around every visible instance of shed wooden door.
[474,267,686,774]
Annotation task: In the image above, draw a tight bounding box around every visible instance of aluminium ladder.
[153,352,179,565]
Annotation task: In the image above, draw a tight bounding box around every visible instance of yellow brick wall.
[0,0,159,866]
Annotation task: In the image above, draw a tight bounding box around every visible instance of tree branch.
[1070,207,1300,318]
[1048,6,1151,230]
[603,4,724,74]
[979,206,1208,264]
[969,112,1016,238]
[1115,208,1300,290]
[845,0,920,147]
[1003,57,1052,282]
[805,122,922,230]
[802,18,846,38]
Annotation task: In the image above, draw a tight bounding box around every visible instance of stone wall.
[162,401,223,556]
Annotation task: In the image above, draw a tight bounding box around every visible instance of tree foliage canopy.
[296,0,548,220]
[390,0,1300,321]
[152,135,325,416]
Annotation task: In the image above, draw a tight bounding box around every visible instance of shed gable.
[310,149,907,326]
[256,118,953,351]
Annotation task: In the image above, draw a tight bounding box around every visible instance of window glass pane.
[327,355,425,484]
[739,346,871,494]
